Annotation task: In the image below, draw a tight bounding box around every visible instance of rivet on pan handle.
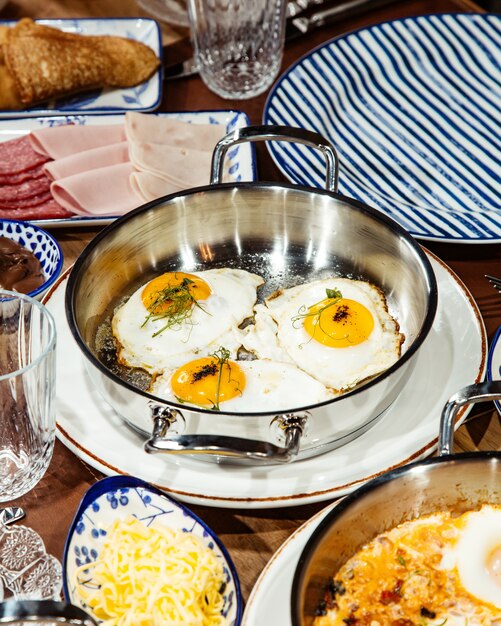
[211,124,340,192]
[144,407,309,464]
[438,380,501,455]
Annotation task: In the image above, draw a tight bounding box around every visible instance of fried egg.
[454,506,501,609]
[242,277,403,391]
[149,352,335,412]
[314,505,501,626]
[112,269,263,374]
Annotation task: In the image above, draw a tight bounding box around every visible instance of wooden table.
[2,0,501,614]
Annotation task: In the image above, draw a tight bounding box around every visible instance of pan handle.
[211,124,340,192]
[0,600,98,625]
[438,380,501,455]
[144,409,308,464]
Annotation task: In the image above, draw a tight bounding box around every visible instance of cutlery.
[164,0,396,80]
[486,275,501,295]
[286,0,328,17]
[0,507,25,526]
[285,0,395,39]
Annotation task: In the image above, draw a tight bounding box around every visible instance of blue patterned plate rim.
[0,218,63,298]
[264,13,501,244]
[62,474,243,625]
[487,324,501,415]
[0,17,163,117]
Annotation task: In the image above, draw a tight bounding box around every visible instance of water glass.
[0,291,57,502]
[187,0,287,99]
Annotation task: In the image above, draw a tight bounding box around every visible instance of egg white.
[150,358,336,412]
[236,303,293,364]
[454,506,501,609]
[112,268,263,374]
[242,277,403,391]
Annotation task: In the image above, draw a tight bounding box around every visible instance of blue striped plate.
[264,13,501,243]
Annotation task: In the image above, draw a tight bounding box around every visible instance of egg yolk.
[141,272,211,315]
[303,297,374,347]
[170,357,246,408]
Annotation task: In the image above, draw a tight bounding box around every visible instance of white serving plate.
[0,18,162,117]
[264,13,501,243]
[43,250,486,509]
[242,503,335,625]
[487,325,501,416]
[0,110,256,227]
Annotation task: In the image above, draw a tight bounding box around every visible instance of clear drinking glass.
[0,291,57,502]
[187,0,287,99]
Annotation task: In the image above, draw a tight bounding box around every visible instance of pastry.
[0,18,160,109]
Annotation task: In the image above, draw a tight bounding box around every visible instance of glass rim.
[0,288,57,381]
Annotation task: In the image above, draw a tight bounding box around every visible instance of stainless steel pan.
[291,380,501,625]
[65,125,437,465]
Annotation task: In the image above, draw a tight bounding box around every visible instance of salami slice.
[0,174,51,203]
[0,199,73,220]
[0,164,47,186]
[0,136,50,176]
[0,189,53,210]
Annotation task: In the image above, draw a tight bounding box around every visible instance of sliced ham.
[44,141,129,181]
[128,141,213,188]
[0,136,49,175]
[1,115,230,221]
[50,162,143,216]
[130,170,185,202]
[125,111,225,148]
[30,123,126,159]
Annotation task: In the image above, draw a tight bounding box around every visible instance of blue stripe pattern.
[264,14,501,243]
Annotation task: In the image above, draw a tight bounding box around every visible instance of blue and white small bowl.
[63,475,243,626]
[0,219,63,299]
[487,325,501,416]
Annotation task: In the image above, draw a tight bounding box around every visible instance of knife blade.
[164,0,396,80]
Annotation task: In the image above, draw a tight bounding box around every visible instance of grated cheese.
[74,516,226,626]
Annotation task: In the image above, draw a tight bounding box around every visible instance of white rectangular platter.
[0,110,256,228]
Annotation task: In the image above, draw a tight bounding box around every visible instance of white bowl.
[0,218,63,299]
[63,475,242,625]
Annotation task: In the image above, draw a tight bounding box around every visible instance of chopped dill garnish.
[291,287,345,345]
[174,347,242,411]
[142,277,209,337]
[210,346,232,411]
[292,287,343,327]
[325,287,342,299]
